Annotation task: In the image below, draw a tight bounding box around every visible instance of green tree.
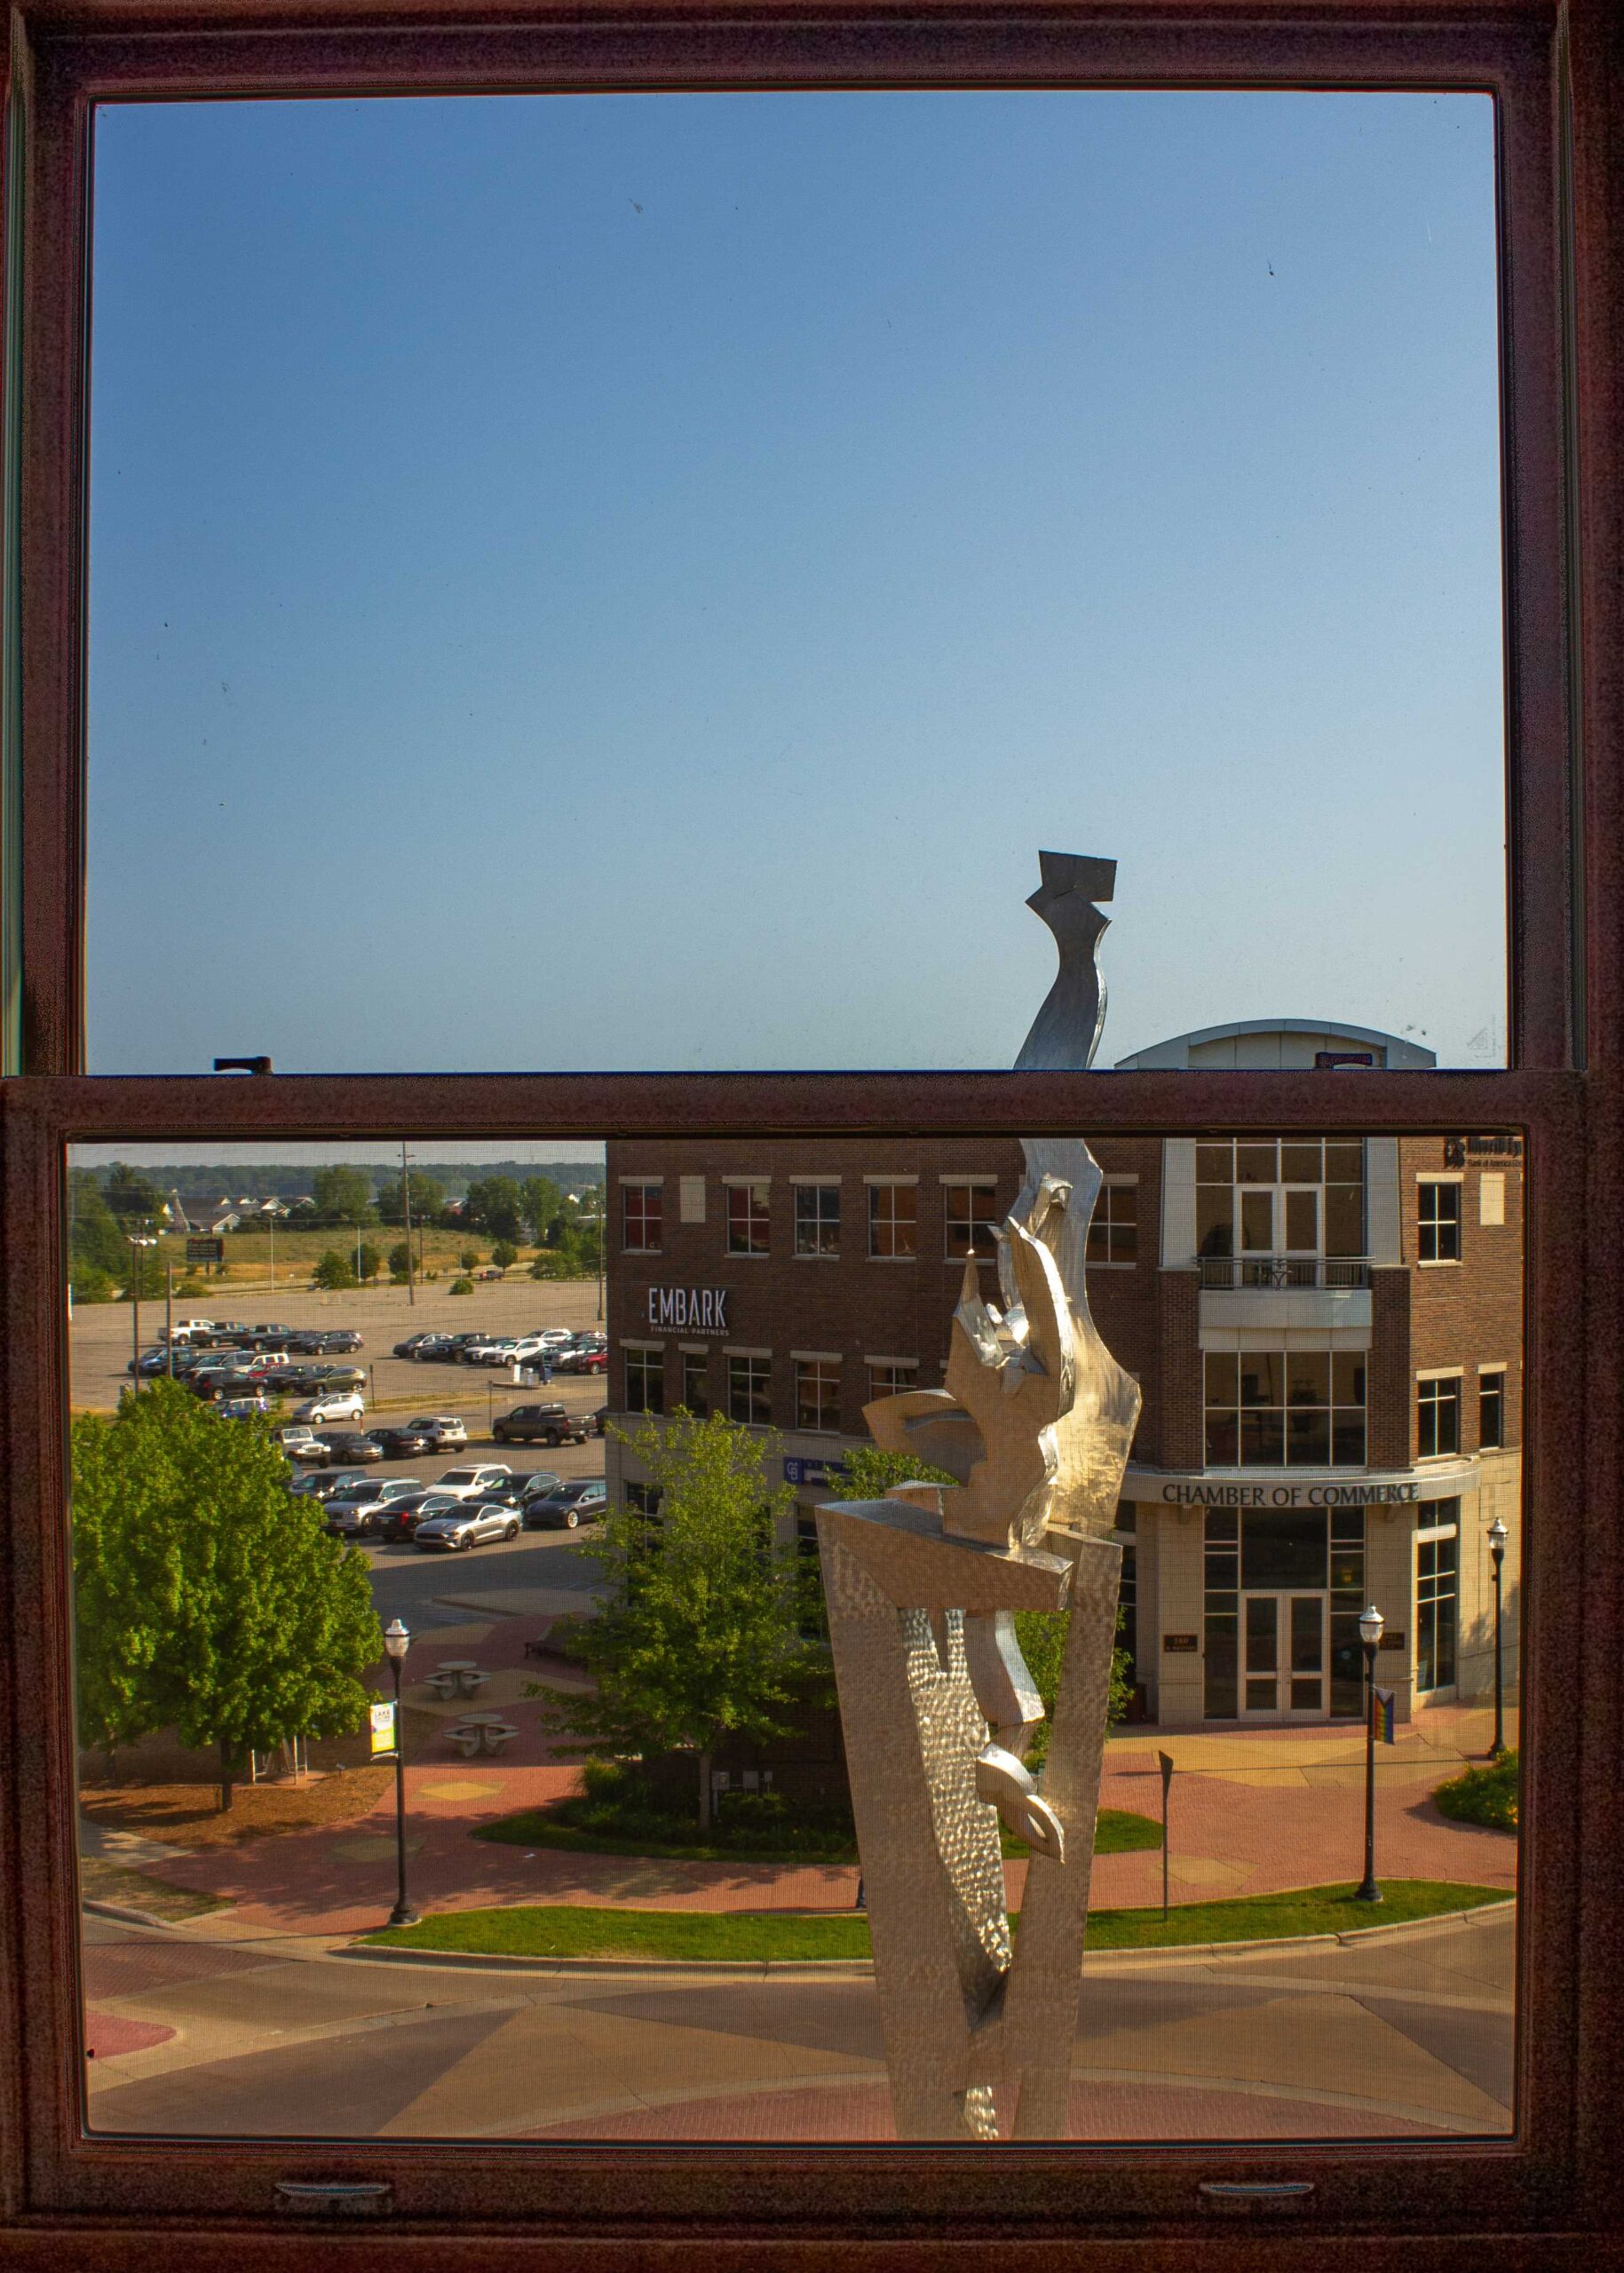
[519,1175,561,1244]
[387,1240,413,1282]
[311,1165,376,1229]
[69,1265,118,1305]
[103,1161,165,1224]
[356,1241,382,1282]
[490,1239,519,1271]
[535,1413,826,1828]
[72,1382,382,1803]
[375,1168,446,1228]
[459,1247,481,1271]
[68,1169,134,1279]
[312,1250,358,1291]
[463,1176,524,1244]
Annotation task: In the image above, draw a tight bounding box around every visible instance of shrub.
[448,1276,474,1295]
[459,1247,481,1271]
[312,1251,358,1291]
[1434,1749,1517,1832]
[491,1239,519,1271]
[70,1267,117,1304]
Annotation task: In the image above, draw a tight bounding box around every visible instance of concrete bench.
[447,1718,519,1756]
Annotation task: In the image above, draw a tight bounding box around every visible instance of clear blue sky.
[87,90,1504,1074]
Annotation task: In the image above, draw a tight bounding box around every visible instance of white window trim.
[1416,1520,1461,1544]
[1478,1361,1509,1375]
[791,1350,843,1365]
[722,1173,772,1186]
[1417,1366,1467,1381]
[790,1174,842,1186]
[724,1346,772,1360]
[864,1173,920,1185]
[938,1173,997,1187]
[618,1174,665,1185]
[864,1354,919,1369]
[1417,1170,1466,1184]
[620,1338,663,1353]
[677,1342,709,1356]
[1103,1172,1141,1185]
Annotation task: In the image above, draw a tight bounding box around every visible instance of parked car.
[442,1334,487,1362]
[293,1390,365,1425]
[474,1266,505,1281]
[593,1406,609,1437]
[316,1430,384,1464]
[430,1463,514,1501]
[463,1337,519,1367]
[409,1334,456,1360]
[555,1346,607,1375]
[289,1467,372,1501]
[323,1478,424,1535]
[405,1415,468,1447]
[126,1346,171,1375]
[505,1334,559,1370]
[491,1402,590,1447]
[252,1323,296,1339]
[376,1491,463,1541]
[523,1479,608,1531]
[218,1395,273,1420]
[368,1424,436,1459]
[392,1333,439,1359]
[306,1364,367,1391]
[284,1436,333,1467]
[513,1470,564,1501]
[414,1500,522,1552]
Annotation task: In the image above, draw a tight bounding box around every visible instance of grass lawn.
[471,1805,1163,1866]
[362,1880,1509,1963]
[79,1857,228,1921]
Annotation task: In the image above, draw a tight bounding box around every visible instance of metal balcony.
[1196,1255,1372,1290]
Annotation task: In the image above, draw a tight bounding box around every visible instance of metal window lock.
[1198,2180,1316,2216]
[273,2179,393,2218]
[213,1055,273,1074]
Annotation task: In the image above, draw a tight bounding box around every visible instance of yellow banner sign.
[368,1702,398,1758]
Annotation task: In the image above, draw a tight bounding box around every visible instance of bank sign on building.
[603,1020,1522,1730]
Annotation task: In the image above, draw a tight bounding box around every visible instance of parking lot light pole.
[383,1619,419,1928]
[1355,1604,1384,1903]
[126,1233,157,1390]
[1488,1517,1509,1757]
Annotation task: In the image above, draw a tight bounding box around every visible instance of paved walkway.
[101,1658,1517,1937]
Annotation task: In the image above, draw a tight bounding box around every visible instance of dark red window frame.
[0,1,1620,2262]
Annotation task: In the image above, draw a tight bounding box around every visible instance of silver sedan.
[412,1499,522,1552]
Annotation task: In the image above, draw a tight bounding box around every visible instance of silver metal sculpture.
[817,851,1139,2140]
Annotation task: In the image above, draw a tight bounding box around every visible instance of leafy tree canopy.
[311,1165,376,1228]
[312,1250,358,1291]
[104,1161,166,1223]
[462,1176,525,1244]
[72,1382,382,1804]
[536,1413,828,1826]
[374,1169,447,1228]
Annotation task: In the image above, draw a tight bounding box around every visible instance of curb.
[337,1897,1515,1977]
[83,1897,178,1930]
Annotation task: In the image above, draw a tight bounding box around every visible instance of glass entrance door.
[1240,1593,1328,1717]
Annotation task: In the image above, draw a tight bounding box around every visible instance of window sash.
[0,0,1612,2249]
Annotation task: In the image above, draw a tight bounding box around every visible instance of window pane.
[64,1125,1522,2148]
[86,91,1506,1073]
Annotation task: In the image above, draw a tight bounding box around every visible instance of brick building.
[604,1021,1522,1729]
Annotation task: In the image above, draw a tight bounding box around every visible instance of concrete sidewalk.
[115,1701,1517,1941]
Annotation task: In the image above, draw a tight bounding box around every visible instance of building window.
[1203,1348,1367,1468]
[680,1350,709,1417]
[1418,1374,1462,1458]
[1203,1511,1240,1720]
[867,1359,918,1403]
[793,1181,840,1257]
[1195,1136,1365,1274]
[943,1180,999,1260]
[622,1182,661,1253]
[725,1180,771,1255]
[1417,1529,1459,1691]
[868,1181,917,1258]
[796,1358,841,1432]
[728,1355,772,1426]
[1116,1504,1137,1695]
[624,1347,664,1415]
[624,1481,662,1517]
[1087,1181,1138,1266]
[1480,1368,1507,1450]
[1418,1180,1463,1262]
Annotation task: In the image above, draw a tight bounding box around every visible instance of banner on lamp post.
[369,1701,400,1760]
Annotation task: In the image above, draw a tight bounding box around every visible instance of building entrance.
[1240,1592,1329,1718]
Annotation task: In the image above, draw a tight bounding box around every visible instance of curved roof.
[1113,1018,1437,1072]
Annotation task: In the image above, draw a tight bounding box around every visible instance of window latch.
[1198,2180,1315,2216]
[273,2179,393,2218]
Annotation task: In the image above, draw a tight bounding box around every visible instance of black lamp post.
[1487,1517,1509,1758]
[126,1232,157,1390]
[1355,1603,1384,1904]
[382,1618,419,1928]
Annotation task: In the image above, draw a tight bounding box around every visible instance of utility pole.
[165,1262,175,1380]
[269,1210,275,1294]
[402,1141,415,1307]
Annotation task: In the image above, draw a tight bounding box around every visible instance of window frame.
[0,0,1618,2255]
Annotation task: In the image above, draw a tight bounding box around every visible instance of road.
[359,1525,608,1628]
[81,1905,1515,2142]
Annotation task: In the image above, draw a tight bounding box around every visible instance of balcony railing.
[1197,1255,1372,1290]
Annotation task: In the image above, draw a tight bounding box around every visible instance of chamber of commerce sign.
[1159,1479,1422,1509]
[645,1286,729,1334]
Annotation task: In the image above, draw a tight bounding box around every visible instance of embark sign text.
[646,1287,729,1334]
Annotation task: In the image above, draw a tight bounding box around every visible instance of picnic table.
[424,1661,489,1702]
[444,1710,519,1758]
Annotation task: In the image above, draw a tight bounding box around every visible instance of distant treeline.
[80,1160,606,1202]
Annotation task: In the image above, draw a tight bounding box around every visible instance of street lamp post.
[1488,1517,1509,1758]
[1355,1604,1385,1903]
[382,1619,419,1928]
[126,1233,157,1390]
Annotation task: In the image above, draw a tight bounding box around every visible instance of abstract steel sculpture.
[816,851,1140,2140]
